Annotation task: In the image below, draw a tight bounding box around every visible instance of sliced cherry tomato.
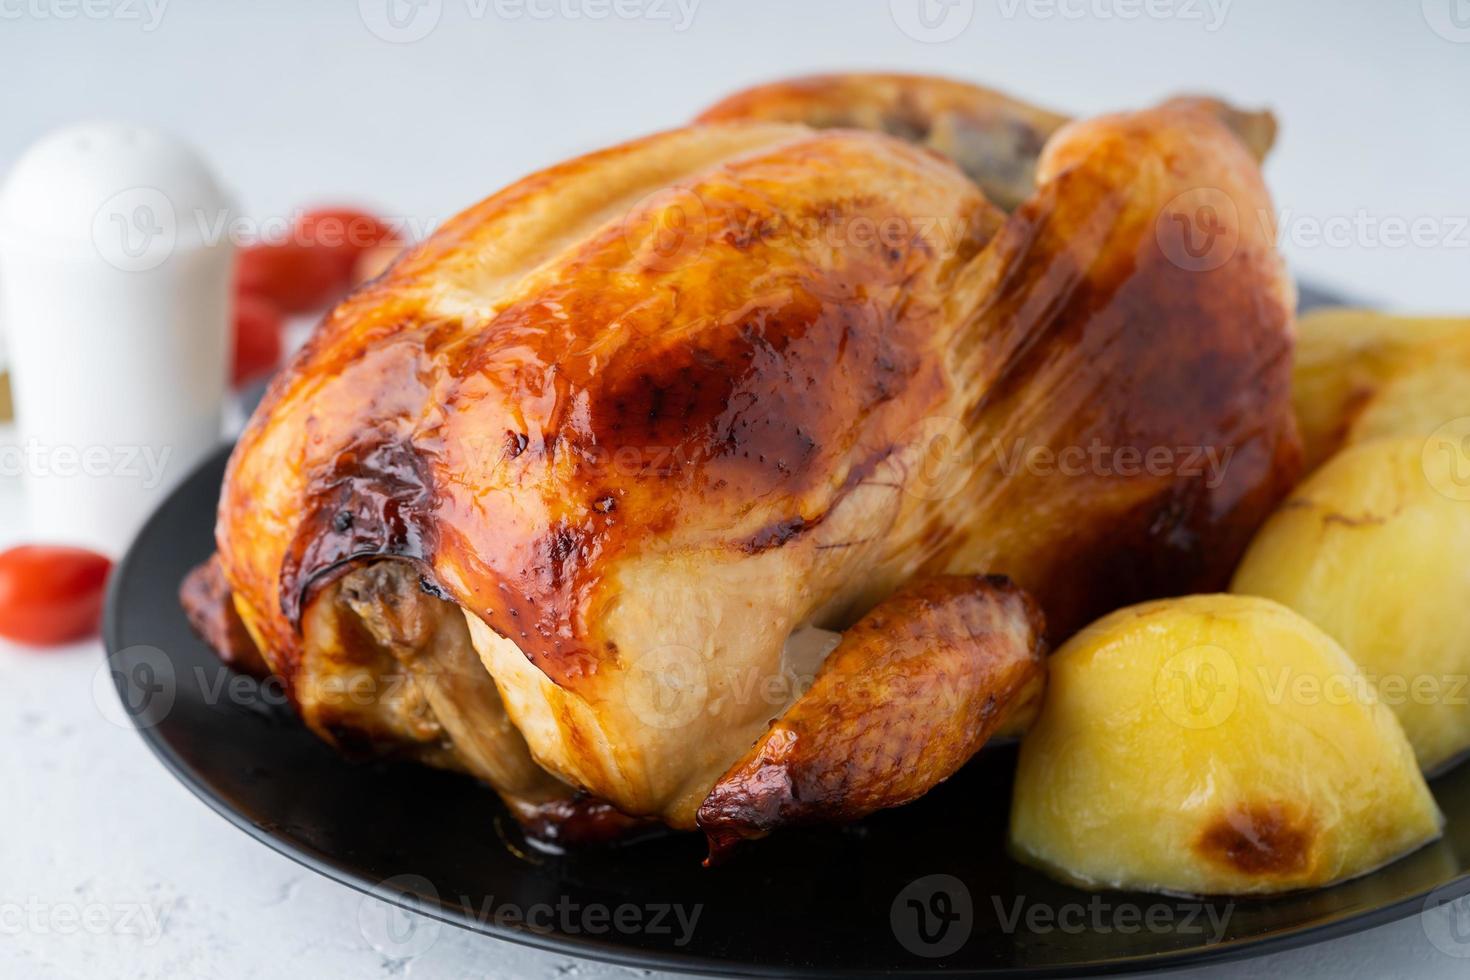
[296,207,398,280]
[0,545,113,647]
[235,241,346,314]
[232,291,285,386]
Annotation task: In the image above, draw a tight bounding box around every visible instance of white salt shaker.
[0,123,233,555]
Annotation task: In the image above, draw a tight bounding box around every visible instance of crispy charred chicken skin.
[183,73,1299,853]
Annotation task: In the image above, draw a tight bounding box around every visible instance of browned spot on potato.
[1196,802,1316,876]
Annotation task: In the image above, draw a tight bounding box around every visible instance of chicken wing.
[699,574,1044,861]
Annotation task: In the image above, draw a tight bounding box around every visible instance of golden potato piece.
[1010,594,1441,895]
[1294,309,1470,470]
[1346,335,1470,447]
[1233,432,1470,771]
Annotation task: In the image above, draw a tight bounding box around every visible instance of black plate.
[102,289,1470,977]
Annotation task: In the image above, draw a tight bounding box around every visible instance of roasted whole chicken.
[185,74,1300,855]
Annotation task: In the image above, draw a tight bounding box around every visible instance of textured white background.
[2,1,1469,977]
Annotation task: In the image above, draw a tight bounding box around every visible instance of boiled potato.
[1344,335,1470,447]
[1233,431,1470,771]
[1010,594,1441,895]
[1294,309,1470,470]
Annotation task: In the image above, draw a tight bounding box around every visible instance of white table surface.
[2,1,1469,977]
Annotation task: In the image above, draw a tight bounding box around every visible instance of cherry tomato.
[235,241,345,313]
[296,207,398,280]
[0,545,113,647]
[232,292,285,386]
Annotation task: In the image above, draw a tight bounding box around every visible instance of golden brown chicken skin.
[700,73,1280,213]
[699,574,1045,861]
[198,76,1299,846]
[697,72,1070,211]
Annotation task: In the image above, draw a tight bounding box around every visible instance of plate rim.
[103,443,1470,979]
